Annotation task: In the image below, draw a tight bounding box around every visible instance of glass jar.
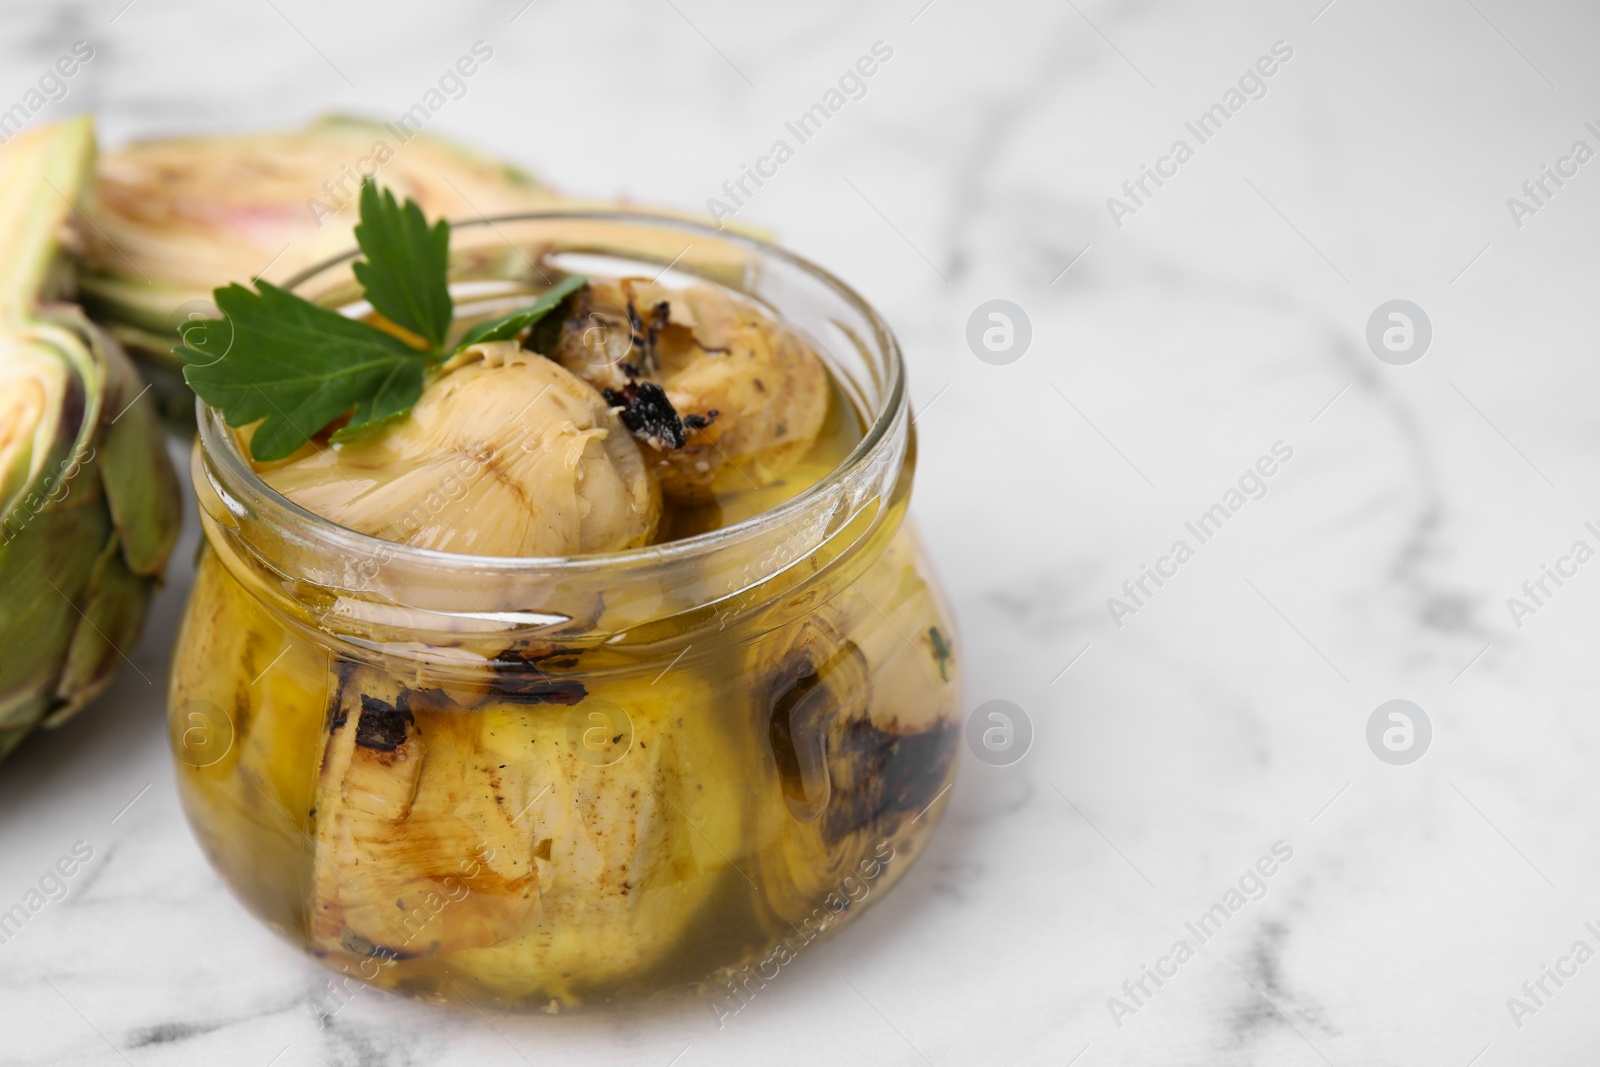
[168,212,961,1012]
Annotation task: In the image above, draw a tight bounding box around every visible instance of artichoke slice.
[747,531,961,928]
[0,117,181,761]
[310,667,542,960]
[538,278,829,503]
[308,656,745,1004]
[259,341,661,557]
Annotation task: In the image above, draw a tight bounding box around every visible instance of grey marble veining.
[4,0,1600,1063]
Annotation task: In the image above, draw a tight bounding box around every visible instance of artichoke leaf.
[90,310,181,576]
[49,532,151,724]
[0,117,181,757]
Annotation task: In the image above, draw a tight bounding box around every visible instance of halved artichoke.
[0,116,182,762]
[75,116,569,422]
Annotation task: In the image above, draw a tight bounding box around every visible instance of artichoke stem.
[0,116,94,321]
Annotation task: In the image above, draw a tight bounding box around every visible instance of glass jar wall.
[168,214,961,1011]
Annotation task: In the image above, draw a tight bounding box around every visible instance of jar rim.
[195,209,907,582]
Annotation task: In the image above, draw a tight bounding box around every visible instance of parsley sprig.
[177,178,583,462]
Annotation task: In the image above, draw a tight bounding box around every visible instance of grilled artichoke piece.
[310,667,541,960]
[259,341,660,557]
[76,115,564,420]
[748,530,960,926]
[537,278,829,503]
[0,117,181,762]
[309,657,745,1004]
[168,547,330,934]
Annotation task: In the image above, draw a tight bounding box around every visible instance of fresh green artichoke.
[0,116,182,762]
[75,115,566,423]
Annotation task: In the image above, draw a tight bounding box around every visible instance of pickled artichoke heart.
[309,659,744,1001]
[538,278,829,503]
[76,116,563,420]
[168,548,329,934]
[749,531,960,925]
[311,668,540,959]
[0,117,181,762]
[259,341,660,557]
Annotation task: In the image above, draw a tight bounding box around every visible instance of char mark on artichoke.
[759,618,962,850]
[623,298,671,378]
[500,679,589,706]
[604,381,686,451]
[493,646,581,672]
[817,718,961,850]
[355,693,415,751]
[490,646,588,705]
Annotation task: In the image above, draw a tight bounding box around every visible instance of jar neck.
[190,210,911,652]
[193,413,912,652]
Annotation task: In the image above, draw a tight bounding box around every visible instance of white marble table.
[5,0,1600,1063]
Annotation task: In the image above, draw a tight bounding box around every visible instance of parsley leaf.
[174,179,570,464]
[352,179,453,348]
[177,281,434,462]
[458,274,588,349]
